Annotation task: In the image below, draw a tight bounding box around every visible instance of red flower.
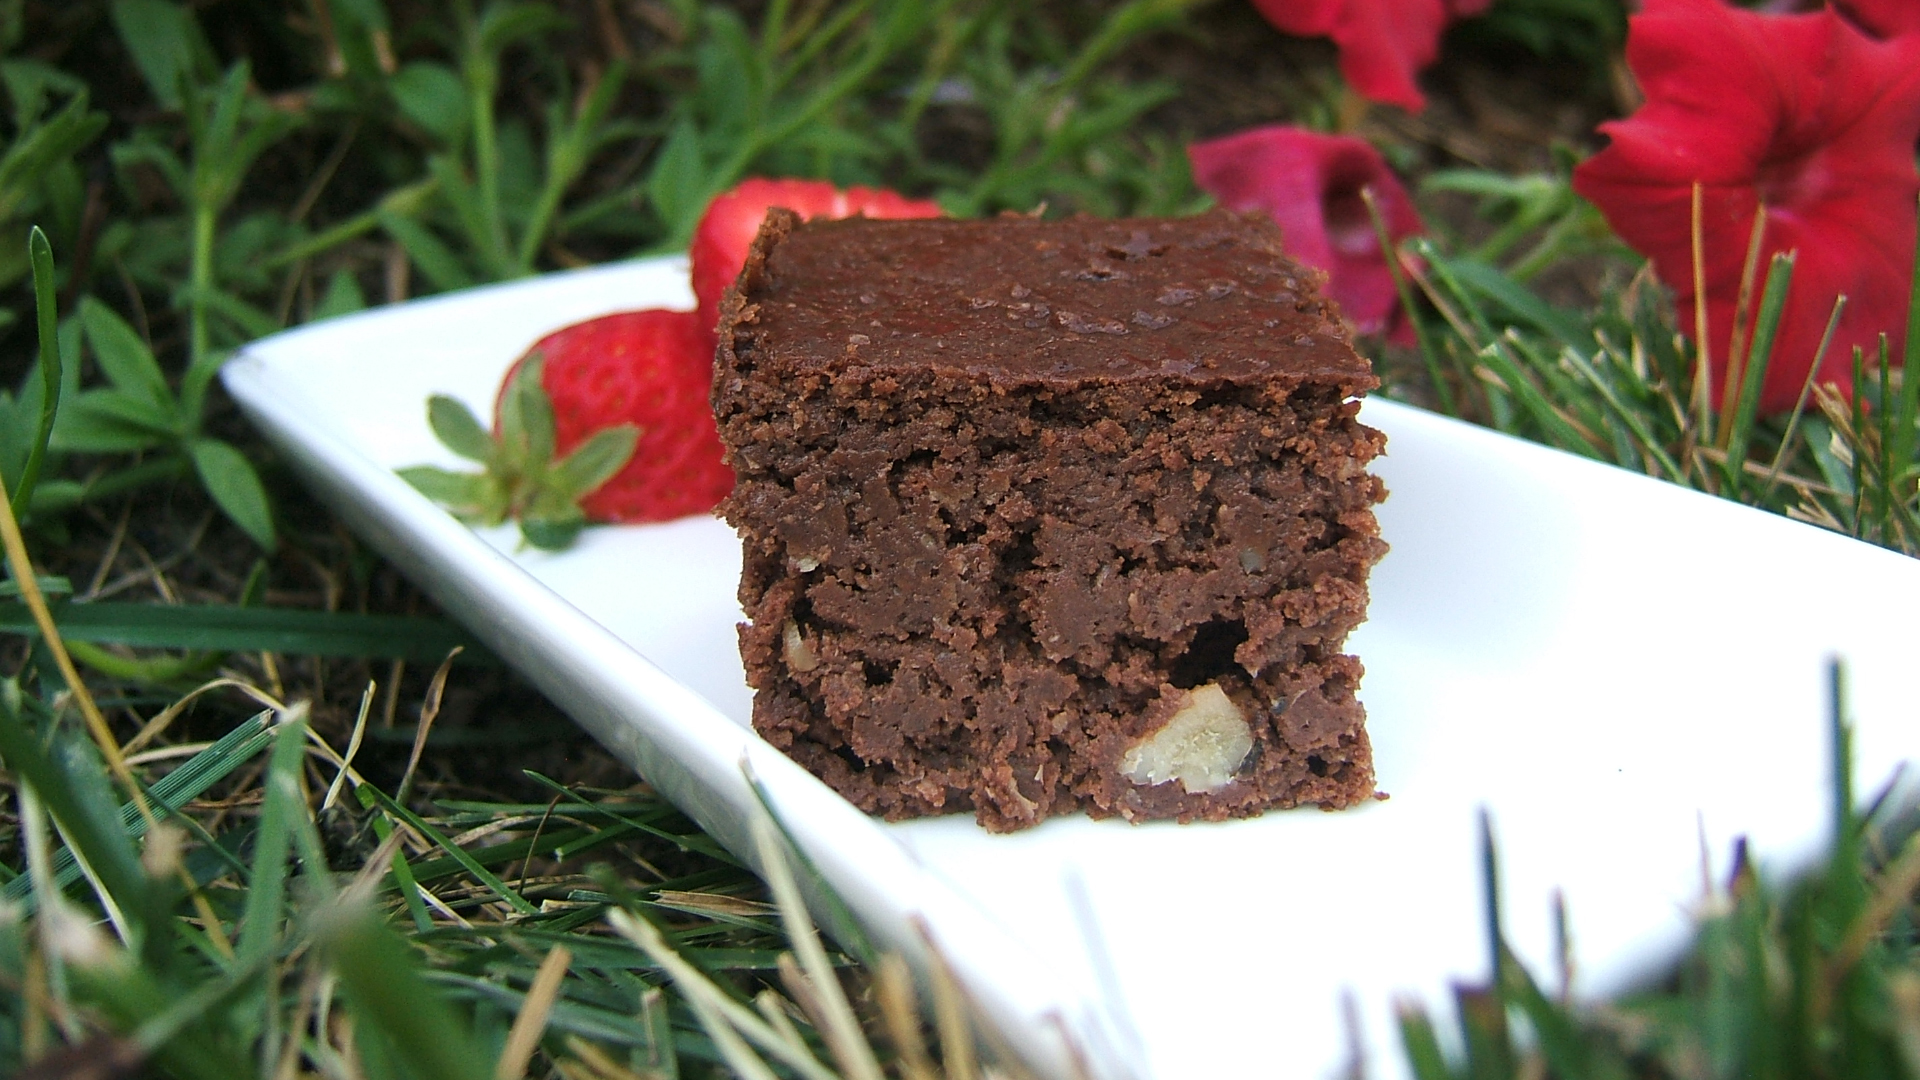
[1188,125,1424,339]
[1571,0,1920,413]
[1248,0,1490,112]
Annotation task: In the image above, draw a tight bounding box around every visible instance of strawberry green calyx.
[400,355,639,551]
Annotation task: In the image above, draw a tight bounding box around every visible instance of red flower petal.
[1248,0,1458,111]
[1189,125,1424,338]
[1572,0,1920,413]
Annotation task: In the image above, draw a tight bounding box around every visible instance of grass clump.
[1383,168,1920,559]
[0,561,1019,1078]
[1398,665,1920,1080]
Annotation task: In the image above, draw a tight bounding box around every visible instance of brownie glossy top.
[732,208,1375,389]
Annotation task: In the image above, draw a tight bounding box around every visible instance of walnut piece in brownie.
[713,208,1387,832]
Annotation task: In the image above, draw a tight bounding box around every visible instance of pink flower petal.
[1249,0,1472,111]
[1189,125,1424,338]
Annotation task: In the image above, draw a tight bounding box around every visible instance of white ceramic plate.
[225,256,1920,1080]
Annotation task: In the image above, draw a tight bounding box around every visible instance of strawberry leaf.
[519,510,585,551]
[397,465,496,521]
[403,308,722,547]
[496,353,554,476]
[425,394,495,463]
[547,424,639,503]
[519,385,557,470]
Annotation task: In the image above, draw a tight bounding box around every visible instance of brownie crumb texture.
[714,208,1388,832]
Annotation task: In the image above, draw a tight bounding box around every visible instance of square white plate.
[225,256,1920,1080]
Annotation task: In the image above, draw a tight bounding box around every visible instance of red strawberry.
[405,309,731,549]
[504,309,732,524]
[690,177,943,339]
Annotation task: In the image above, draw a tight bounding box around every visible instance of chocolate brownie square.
[713,208,1387,832]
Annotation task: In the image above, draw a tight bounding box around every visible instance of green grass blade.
[289,766,337,904]
[358,784,435,933]
[424,970,662,1047]
[1442,256,1589,346]
[65,638,219,683]
[643,986,683,1079]
[1851,346,1868,536]
[1479,809,1506,996]
[1455,984,1513,1080]
[65,955,255,1080]
[1722,252,1793,498]
[513,60,630,273]
[1502,329,1601,430]
[15,226,63,522]
[607,906,838,1080]
[1396,1004,1458,1080]
[400,823,597,882]
[0,600,492,662]
[753,817,883,1080]
[312,901,494,1080]
[1876,335,1900,545]
[1364,188,1454,416]
[742,767,872,964]
[1413,239,1500,348]
[268,178,439,269]
[360,784,540,916]
[1557,346,1688,482]
[235,715,308,969]
[1828,660,1865,920]
[1896,193,1920,474]
[523,772,740,866]
[1057,0,1203,92]
[1473,341,1597,456]
[2,708,274,907]
[0,695,149,922]
[142,711,275,819]
[1498,945,1619,1080]
[127,949,273,1055]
